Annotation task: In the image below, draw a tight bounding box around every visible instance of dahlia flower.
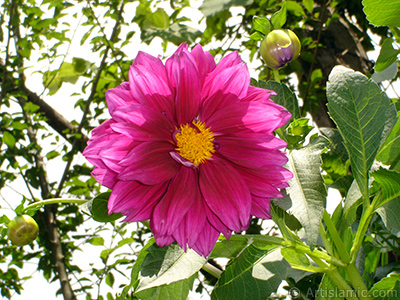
[83,43,292,257]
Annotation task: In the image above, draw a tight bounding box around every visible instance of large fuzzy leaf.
[284,136,328,246]
[327,66,394,199]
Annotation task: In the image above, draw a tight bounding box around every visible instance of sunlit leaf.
[363,0,400,27]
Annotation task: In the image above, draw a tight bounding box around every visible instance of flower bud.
[260,29,301,69]
[7,215,39,246]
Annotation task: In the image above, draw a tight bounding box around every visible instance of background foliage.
[1,0,400,299]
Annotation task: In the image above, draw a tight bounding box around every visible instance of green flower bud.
[7,215,39,246]
[260,29,301,69]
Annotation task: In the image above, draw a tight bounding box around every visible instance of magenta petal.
[251,195,272,219]
[191,221,220,257]
[151,167,198,237]
[190,44,216,85]
[109,180,167,221]
[91,167,118,189]
[106,82,137,115]
[166,45,201,124]
[199,159,251,232]
[118,142,181,185]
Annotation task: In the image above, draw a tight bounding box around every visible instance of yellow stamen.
[175,120,215,166]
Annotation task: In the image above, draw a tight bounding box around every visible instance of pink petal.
[112,104,175,141]
[251,195,272,219]
[191,221,221,257]
[166,44,201,124]
[118,141,181,185]
[108,180,168,221]
[151,167,198,237]
[91,167,118,189]
[199,158,251,232]
[129,64,175,119]
[190,44,216,85]
[106,82,137,115]
[206,100,291,135]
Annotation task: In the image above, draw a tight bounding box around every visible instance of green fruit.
[7,215,39,246]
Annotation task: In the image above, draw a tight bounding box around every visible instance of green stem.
[346,263,372,300]
[319,222,334,256]
[273,68,281,83]
[202,262,222,279]
[23,198,88,212]
[323,210,351,264]
[326,268,360,300]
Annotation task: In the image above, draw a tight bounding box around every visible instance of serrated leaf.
[252,16,271,35]
[88,192,123,222]
[376,198,400,231]
[370,274,400,300]
[327,66,393,199]
[371,168,400,208]
[261,80,301,122]
[200,0,254,17]
[377,111,400,169]
[212,246,289,300]
[362,0,400,27]
[271,2,287,29]
[375,39,400,72]
[135,243,205,299]
[285,136,328,247]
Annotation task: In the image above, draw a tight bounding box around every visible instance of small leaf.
[252,16,271,35]
[88,192,123,222]
[88,236,105,246]
[372,62,398,83]
[284,136,328,247]
[149,8,170,29]
[375,39,400,72]
[271,2,287,29]
[105,272,115,288]
[212,246,289,300]
[363,0,400,27]
[286,1,305,17]
[327,66,394,199]
[377,111,400,170]
[376,198,400,231]
[199,0,254,17]
[249,32,264,41]
[303,0,314,12]
[2,131,16,148]
[281,248,321,272]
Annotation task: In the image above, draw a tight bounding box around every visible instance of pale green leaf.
[200,0,254,17]
[135,243,205,299]
[284,136,328,246]
[271,2,287,29]
[376,198,400,231]
[252,16,271,35]
[212,246,289,300]
[362,0,400,27]
[327,66,393,199]
[374,39,400,72]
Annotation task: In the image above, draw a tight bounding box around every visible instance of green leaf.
[327,66,393,199]
[200,0,254,17]
[87,192,123,222]
[371,63,398,83]
[377,111,400,170]
[371,168,400,207]
[286,1,305,17]
[2,131,16,148]
[135,243,205,299]
[271,2,287,29]
[261,80,301,122]
[212,246,289,300]
[375,39,400,72]
[88,236,105,246]
[281,248,321,272]
[376,198,400,231]
[284,136,328,246]
[249,32,264,41]
[149,8,170,29]
[316,273,345,300]
[252,16,271,35]
[105,272,115,288]
[369,274,400,300]
[303,0,314,13]
[363,0,400,27]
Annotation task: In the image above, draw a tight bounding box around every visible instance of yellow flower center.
[175,120,215,166]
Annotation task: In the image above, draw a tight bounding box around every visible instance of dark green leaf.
[327,66,394,199]
[88,192,123,222]
[212,246,289,300]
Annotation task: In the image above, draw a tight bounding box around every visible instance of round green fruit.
[7,215,39,246]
